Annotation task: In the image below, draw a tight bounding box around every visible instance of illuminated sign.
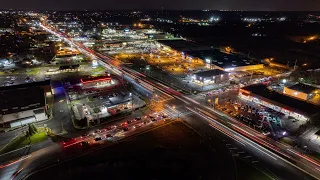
[81,76,111,84]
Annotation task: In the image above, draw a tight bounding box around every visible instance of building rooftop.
[241,84,320,116]
[194,69,228,78]
[186,49,260,69]
[0,80,50,91]
[287,83,319,94]
[0,80,50,115]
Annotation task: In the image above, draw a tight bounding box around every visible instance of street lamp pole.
[130,93,133,114]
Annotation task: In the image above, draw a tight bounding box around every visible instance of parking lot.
[205,90,306,139]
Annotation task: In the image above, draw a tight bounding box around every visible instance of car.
[127,120,133,124]
[123,127,129,131]
[81,134,88,138]
[148,115,155,119]
[106,134,113,138]
[63,138,76,145]
[80,141,89,146]
[134,117,142,121]
[133,124,142,129]
[94,129,101,133]
[106,126,113,130]
[162,114,168,118]
[94,137,102,141]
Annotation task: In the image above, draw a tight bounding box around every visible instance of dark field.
[28,121,268,180]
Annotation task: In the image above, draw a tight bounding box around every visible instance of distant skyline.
[1,0,320,11]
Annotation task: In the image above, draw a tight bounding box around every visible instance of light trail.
[38,22,320,179]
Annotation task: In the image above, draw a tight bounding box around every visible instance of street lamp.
[282,79,287,84]
[129,93,133,113]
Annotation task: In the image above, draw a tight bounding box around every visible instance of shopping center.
[239,84,320,121]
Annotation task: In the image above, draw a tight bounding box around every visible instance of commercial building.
[239,84,320,121]
[80,74,114,89]
[72,90,133,123]
[192,69,229,85]
[283,83,319,101]
[0,80,52,128]
[186,49,264,72]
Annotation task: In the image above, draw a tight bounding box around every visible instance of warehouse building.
[186,49,264,72]
[239,84,320,121]
[0,80,52,128]
[283,83,319,101]
[192,69,229,85]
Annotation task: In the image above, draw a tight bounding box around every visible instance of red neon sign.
[81,77,111,84]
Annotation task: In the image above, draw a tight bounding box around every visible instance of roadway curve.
[39,22,320,179]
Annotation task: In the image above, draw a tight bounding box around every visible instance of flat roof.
[287,83,319,94]
[0,80,50,91]
[186,49,260,69]
[194,69,228,78]
[0,80,49,115]
[241,84,320,116]
[0,87,45,115]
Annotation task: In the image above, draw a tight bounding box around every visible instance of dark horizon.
[2,8,320,13]
[1,0,319,11]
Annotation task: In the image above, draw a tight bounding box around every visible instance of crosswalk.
[162,105,193,119]
[152,90,174,103]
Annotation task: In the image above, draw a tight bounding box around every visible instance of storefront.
[239,88,309,121]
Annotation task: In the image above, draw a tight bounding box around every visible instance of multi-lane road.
[4,22,319,179]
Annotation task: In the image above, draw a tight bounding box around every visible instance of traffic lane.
[194,98,320,175]
[10,118,176,180]
[1,116,169,177]
[0,110,158,173]
[190,102,320,178]
[184,111,317,180]
[165,96,320,179]
[40,24,316,179]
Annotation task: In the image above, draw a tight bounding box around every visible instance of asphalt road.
[165,97,317,180]
[38,23,320,179]
[25,121,236,180]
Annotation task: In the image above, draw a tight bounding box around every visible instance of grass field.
[26,67,40,75]
[0,132,48,155]
[18,132,48,148]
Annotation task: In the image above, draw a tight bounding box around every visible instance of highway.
[36,22,320,179]
[0,108,177,180]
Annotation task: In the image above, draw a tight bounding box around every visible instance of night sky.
[1,0,319,11]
